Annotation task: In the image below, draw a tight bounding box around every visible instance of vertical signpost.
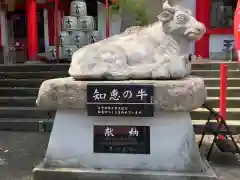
[234,0,240,62]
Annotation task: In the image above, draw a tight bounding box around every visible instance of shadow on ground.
[0,132,239,180]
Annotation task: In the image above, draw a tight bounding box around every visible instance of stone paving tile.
[196,135,240,180]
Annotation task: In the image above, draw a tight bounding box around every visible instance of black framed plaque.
[87,84,154,117]
[93,126,150,154]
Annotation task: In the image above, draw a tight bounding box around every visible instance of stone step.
[203,78,240,87]
[0,72,68,79]
[206,87,240,97]
[0,118,51,132]
[1,96,237,109]
[191,70,240,78]
[0,97,36,107]
[0,78,228,88]
[193,120,240,135]
[206,97,240,108]
[2,96,239,113]
[192,120,240,134]
[0,63,236,72]
[0,107,55,119]
[0,78,238,88]
[0,118,239,134]
[0,87,39,97]
[192,62,240,70]
[0,64,69,72]
[191,108,240,120]
[0,79,44,87]
[0,63,236,71]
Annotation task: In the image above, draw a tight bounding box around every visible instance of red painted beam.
[208,28,233,34]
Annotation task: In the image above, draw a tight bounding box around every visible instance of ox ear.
[157,10,174,22]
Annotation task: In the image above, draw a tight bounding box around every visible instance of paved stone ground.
[196,135,240,180]
[0,132,239,180]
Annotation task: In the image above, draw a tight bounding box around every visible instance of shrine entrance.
[196,0,237,60]
[6,8,45,63]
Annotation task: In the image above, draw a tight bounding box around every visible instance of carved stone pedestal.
[33,77,217,180]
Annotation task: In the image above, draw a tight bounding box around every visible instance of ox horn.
[163,1,173,11]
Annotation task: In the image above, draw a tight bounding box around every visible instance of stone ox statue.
[69,1,206,80]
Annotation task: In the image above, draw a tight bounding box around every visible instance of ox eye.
[175,14,187,24]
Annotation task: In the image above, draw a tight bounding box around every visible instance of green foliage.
[109,0,150,26]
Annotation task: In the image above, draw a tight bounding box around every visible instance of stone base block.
[36,76,206,111]
[43,110,210,172]
[33,160,217,180]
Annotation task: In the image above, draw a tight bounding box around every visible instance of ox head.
[157,1,206,40]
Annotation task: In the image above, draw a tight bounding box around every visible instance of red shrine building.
[0,0,237,63]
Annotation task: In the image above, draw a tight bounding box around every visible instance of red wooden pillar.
[195,0,210,58]
[105,0,110,38]
[26,0,38,61]
[54,0,59,59]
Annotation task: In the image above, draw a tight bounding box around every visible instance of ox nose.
[196,22,206,34]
